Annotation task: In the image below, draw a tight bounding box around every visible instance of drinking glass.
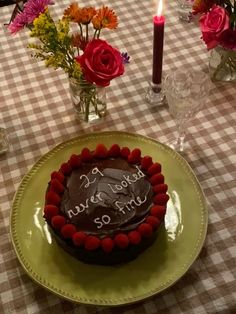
[0,127,9,155]
[177,0,194,22]
[163,68,211,152]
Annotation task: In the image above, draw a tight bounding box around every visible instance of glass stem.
[176,119,187,152]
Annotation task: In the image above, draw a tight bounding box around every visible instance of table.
[0,1,235,313]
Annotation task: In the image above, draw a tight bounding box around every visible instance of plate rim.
[10,131,208,306]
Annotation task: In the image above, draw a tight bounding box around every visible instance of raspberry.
[114,233,129,249]
[128,231,141,245]
[147,163,161,176]
[153,193,169,205]
[81,148,92,162]
[120,147,130,159]
[61,224,77,239]
[60,162,72,175]
[146,216,160,230]
[108,144,121,157]
[51,171,64,183]
[150,205,166,219]
[44,204,59,220]
[73,231,87,247]
[51,215,66,230]
[101,237,114,253]
[46,190,61,206]
[85,236,101,250]
[69,154,82,169]
[150,173,164,185]
[141,156,153,171]
[94,144,108,158]
[153,183,168,194]
[138,223,153,238]
[50,179,64,194]
[128,148,141,164]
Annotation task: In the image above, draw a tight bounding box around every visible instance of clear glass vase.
[209,46,236,82]
[69,78,107,122]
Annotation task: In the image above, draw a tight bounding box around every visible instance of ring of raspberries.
[44,143,169,253]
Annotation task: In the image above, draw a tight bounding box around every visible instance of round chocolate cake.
[43,144,169,265]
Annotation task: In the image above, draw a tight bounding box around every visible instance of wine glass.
[0,127,9,155]
[163,68,211,152]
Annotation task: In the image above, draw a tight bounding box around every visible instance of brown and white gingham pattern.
[0,1,236,313]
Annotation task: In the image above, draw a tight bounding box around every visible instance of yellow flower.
[92,6,118,30]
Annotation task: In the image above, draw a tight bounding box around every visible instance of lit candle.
[152,0,165,85]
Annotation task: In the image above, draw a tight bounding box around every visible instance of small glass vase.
[69,78,107,122]
[209,46,236,82]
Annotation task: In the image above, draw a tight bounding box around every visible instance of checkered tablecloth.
[0,1,235,313]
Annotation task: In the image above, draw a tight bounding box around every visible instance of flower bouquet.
[8,1,127,121]
[193,0,236,81]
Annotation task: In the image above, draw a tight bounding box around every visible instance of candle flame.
[157,0,163,17]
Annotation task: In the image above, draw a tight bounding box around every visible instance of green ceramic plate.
[10,131,208,306]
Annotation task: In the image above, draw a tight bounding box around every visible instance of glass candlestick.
[145,81,166,106]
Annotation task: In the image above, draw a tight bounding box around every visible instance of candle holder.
[145,81,166,106]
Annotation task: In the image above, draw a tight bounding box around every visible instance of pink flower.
[8,0,54,34]
[199,5,230,50]
[8,11,28,34]
[24,0,54,23]
[76,39,124,87]
[219,29,236,51]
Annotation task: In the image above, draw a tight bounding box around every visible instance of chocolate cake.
[43,144,169,265]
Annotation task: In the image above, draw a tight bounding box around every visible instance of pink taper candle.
[152,0,165,85]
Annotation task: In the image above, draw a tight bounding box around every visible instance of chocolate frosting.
[60,158,153,236]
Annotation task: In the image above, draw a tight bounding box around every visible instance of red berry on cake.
[150,173,165,186]
[108,144,121,157]
[146,216,161,230]
[114,233,129,249]
[50,179,64,194]
[69,154,82,169]
[128,148,141,164]
[51,215,66,230]
[101,237,114,253]
[44,204,59,220]
[73,231,87,247]
[147,163,162,176]
[141,156,153,170]
[138,223,153,238]
[120,147,130,159]
[151,205,166,219]
[81,148,93,161]
[94,144,108,158]
[153,193,169,205]
[60,162,72,175]
[46,190,61,206]
[153,183,168,194]
[51,171,64,183]
[61,224,77,239]
[85,236,101,250]
[128,230,141,245]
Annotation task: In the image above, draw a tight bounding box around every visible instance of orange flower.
[79,7,96,24]
[92,6,118,30]
[63,2,80,22]
[71,33,88,51]
[192,0,216,14]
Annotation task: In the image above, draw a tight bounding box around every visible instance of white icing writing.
[94,215,111,229]
[68,192,103,218]
[69,165,148,229]
[108,166,145,194]
[80,167,104,188]
[115,195,147,214]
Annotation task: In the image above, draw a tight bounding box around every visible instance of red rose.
[199,5,230,50]
[76,39,124,87]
